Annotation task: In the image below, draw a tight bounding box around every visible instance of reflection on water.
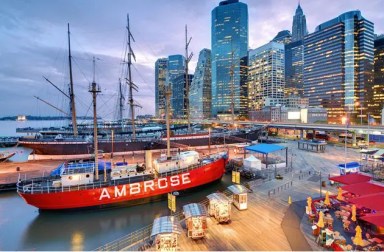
[1,174,232,251]
[71,231,84,251]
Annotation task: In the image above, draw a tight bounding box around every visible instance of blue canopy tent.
[244,144,288,169]
[337,161,361,175]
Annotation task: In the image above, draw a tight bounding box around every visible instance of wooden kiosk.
[150,216,181,251]
[206,192,231,223]
[183,203,208,239]
[228,184,248,210]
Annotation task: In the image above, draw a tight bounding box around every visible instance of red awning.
[360,213,384,227]
[341,182,384,196]
[349,193,384,211]
[329,173,371,185]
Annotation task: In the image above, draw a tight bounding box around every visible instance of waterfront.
[0,174,232,251]
[0,120,377,251]
[0,120,72,162]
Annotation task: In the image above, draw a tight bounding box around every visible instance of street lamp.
[342,114,348,172]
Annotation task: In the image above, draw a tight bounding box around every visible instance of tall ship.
[16,19,229,210]
[17,19,260,159]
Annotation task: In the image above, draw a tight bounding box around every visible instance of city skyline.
[1,0,383,119]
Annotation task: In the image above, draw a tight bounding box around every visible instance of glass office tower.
[285,40,304,97]
[371,35,384,123]
[248,42,285,111]
[304,11,374,123]
[166,54,185,116]
[189,49,212,119]
[155,58,168,118]
[211,0,248,119]
[173,74,194,119]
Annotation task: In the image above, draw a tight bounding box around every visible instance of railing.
[94,187,236,251]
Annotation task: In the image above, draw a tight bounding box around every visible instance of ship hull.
[18,130,259,156]
[18,157,227,210]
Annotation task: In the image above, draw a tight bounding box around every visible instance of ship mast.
[185,25,193,133]
[165,86,172,158]
[89,57,101,181]
[118,78,124,129]
[125,14,139,140]
[68,23,78,136]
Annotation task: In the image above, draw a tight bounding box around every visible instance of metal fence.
[94,188,235,251]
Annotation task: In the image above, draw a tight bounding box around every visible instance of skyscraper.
[173,74,194,118]
[248,42,285,111]
[291,3,308,42]
[284,3,307,97]
[166,54,185,115]
[371,35,384,123]
[211,0,248,119]
[285,40,304,97]
[189,49,212,119]
[303,11,374,123]
[271,30,292,45]
[155,58,168,118]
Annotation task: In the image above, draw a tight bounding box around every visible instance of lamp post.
[342,113,348,173]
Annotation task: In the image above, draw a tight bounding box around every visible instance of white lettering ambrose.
[99,173,191,200]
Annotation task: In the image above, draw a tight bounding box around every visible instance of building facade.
[155,58,168,118]
[285,40,304,97]
[248,42,285,111]
[303,11,374,123]
[172,74,194,119]
[291,3,308,42]
[371,35,384,123]
[271,30,292,45]
[189,49,212,119]
[211,0,248,119]
[166,54,185,115]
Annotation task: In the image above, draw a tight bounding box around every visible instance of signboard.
[232,171,240,184]
[288,111,301,120]
[168,193,176,212]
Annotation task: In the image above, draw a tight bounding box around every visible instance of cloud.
[0,0,383,119]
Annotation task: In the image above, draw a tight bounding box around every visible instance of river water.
[0,120,232,251]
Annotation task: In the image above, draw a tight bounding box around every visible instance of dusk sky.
[1,0,383,119]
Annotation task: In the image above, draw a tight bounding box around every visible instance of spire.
[292,2,307,42]
[296,2,303,15]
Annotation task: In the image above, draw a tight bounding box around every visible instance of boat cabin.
[228,184,248,210]
[183,203,208,239]
[153,151,200,174]
[151,216,181,251]
[206,192,231,223]
[54,165,95,187]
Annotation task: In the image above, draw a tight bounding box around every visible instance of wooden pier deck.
[123,140,363,251]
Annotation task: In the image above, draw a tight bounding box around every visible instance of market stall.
[183,203,208,239]
[150,216,181,251]
[206,192,231,223]
[228,184,248,210]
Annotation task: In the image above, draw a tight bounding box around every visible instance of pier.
[0,136,19,147]
[96,140,373,251]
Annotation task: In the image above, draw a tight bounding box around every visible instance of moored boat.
[0,151,16,162]
[16,15,230,211]
[16,150,228,210]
